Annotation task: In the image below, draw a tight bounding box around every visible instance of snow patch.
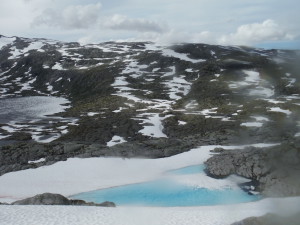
[178,120,187,125]
[0,36,16,49]
[52,62,65,70]
[107,135,127,147]
[135,113,168,138]
[87,112,99,117]
[241,122,263,128]
[228,70,274,98]
[162,48,206,63]
[8,41,45,59]
[28,158,46,164]
[164,75,192,100]
[268,107,292,115]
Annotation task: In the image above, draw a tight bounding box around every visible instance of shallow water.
[72,165,260,207]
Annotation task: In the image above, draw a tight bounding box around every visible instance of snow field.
[228,70,274,98]
[1,197,299,225]
[0,144,278,203]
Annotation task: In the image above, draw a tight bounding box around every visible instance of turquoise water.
[71,164,261,207]
[166,165,205,175]
[72,179,260,207]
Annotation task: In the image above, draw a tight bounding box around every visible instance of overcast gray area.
[32,3,102,29]
[103,15,167,33]
[0,0,299,48]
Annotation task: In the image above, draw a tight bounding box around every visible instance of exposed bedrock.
[205,140,300,197]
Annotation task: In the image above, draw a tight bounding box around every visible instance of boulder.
[12,193,116,207]
[12,193,70,205]
[205,143,300,197]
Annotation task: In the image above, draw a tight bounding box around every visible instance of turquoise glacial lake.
[71,165,260,207]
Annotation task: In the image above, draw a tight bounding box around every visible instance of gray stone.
[12,193,116,207]
[12,193,70,205]
[205,143,300,197]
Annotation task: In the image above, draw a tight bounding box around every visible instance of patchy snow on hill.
[0,36,16,49]
[162,48,206,63]
[268,107,292,115]
[107,135,127,147]
[135,113,168,138]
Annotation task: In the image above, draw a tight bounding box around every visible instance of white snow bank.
[0,134,10,140]
[249,87,274,98]
[0,144,278,203]
[1,197,300,225]
[0,36,15,49]
[162,49,206,63]
[28,158,46,164]
[136,113,168,138]
[243,70,260,83]
[241,122,263,128]
[164,75,192,100]
[87,112,99,117]
[8,41,45,59]
[228,70,274,98]
[268,107,292,115]
[264,99,285,104]
[251,116,269,122]
[107,136,127,147]
[52,62,65,70]
[31,134,61,144]
[178,120,187,125]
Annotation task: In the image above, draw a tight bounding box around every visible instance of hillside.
[0,35,300,196]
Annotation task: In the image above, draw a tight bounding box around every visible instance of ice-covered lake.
[0,96,70,123]
[0,96,76,143]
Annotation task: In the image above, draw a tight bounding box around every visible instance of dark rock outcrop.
[205,141,300,196]
[0,202,9,205]
[12,193,115,207]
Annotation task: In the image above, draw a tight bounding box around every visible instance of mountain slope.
[0,35,300,195]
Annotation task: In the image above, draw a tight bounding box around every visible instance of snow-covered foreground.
[0,144,277,203]
[1,197,300,225]
[0,143,297,225]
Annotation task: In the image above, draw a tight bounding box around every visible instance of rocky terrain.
[205,141,300,197]
[0,34,300,196]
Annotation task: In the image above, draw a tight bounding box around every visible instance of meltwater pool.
[71,165,260,207]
